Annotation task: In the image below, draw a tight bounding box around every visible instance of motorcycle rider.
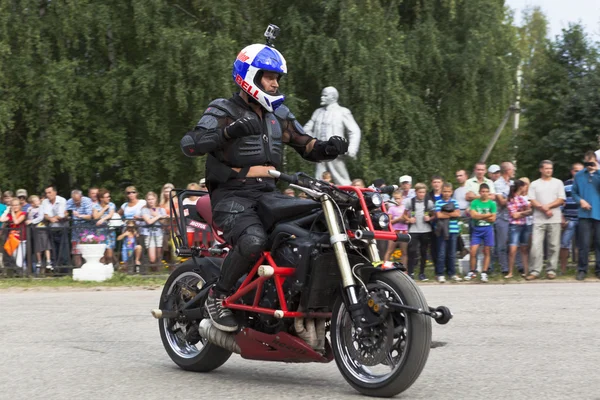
[180,40,349,331]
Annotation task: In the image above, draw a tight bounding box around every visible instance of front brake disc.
[344,314,395,366]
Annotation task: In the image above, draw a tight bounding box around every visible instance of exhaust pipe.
[198,319,241,354]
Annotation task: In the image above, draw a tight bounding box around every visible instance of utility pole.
[478,66,522,165]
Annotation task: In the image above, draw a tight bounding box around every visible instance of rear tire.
[331,270,431,397]
[158,258,232,372]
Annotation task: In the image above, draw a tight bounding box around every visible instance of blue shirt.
[0,203,6,228]
[571,170,600,220]
[435,198,460,234]
[66,196,94,223]
[562,178,578,221]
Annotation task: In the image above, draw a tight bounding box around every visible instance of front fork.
[320,195,379,314]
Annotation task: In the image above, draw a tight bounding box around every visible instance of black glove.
[325,136,349,156]
[225,116,262,139]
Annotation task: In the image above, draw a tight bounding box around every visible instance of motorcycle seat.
[195,195,226,244]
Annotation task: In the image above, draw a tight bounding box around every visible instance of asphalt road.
[1,282,599,400]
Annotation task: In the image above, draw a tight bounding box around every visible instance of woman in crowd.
[506,180,532,278]
[1,198,27,269]
[141,191,167,269]
[118,185,146,223]
[26,195,52,273]
[383,190,408,266]
[93,188,117,265]
[159,183,175,213]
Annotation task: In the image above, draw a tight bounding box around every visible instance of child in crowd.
[434,183,462,283]
[25,195,53,272]
[465,183,497,282]
[404,183,435,281]
[506,180,532,278]
[1,198,27,269]
[384,190,408,266]
[117,220,142,272]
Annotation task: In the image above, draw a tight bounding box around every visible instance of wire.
[330,194,373,266]
[352,262,369,294]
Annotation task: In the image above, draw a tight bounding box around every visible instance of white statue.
[304,87,361,185]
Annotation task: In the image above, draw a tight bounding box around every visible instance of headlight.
[371,193,383,207]
[364,192,383,209]
[370,210,389,230]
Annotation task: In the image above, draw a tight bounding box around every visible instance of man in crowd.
[494,162,516,275]
[572,152,600,281]
[405,183,434,281]
[466,162,496,202]
[487,164,501,182]
[561,162,583,274]
[399,175,415,199]
[16,189,31,213]
[453,169,469,217]
[527,160,566,280]
[66,189,94,267]
[88,187,99,206]
[42,185,69,268]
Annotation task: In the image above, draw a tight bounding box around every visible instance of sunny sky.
[506,0,600,39]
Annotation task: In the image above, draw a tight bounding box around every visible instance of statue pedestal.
[72,244,114,282]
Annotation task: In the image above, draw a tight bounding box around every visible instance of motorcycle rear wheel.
[331,270,432,397]
[158,259,232,372]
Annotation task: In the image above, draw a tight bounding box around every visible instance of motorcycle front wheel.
[158,258,232,372]
[331,270,432,397]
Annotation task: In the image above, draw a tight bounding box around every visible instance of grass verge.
[0,272,168,289]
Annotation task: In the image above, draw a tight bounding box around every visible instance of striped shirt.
[66,196,94,223]
[435,199,460,234]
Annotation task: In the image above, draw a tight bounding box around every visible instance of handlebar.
[268,170,298,184]
[396,233,411,243]
[378,185,398,195]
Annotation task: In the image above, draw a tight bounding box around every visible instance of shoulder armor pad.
[204,98,239,119]
[274,104,295,121]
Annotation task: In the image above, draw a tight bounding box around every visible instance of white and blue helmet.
[232,44,287,112]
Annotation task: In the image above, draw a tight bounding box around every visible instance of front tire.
[158,258,232,372]
[331,270,432,397]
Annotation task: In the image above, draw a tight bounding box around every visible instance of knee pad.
[236,225,267,258]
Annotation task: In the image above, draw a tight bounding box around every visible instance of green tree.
[517,24,600,179]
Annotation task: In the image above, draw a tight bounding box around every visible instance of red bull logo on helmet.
[237,50,250,62]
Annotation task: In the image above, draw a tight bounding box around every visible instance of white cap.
[399,175,412,184]
[488,164,500,173]
[199,178,206,185]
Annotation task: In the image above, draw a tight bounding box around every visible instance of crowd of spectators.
[0,183,205,276]
[4,152,600,282]
[295,152,600,283]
